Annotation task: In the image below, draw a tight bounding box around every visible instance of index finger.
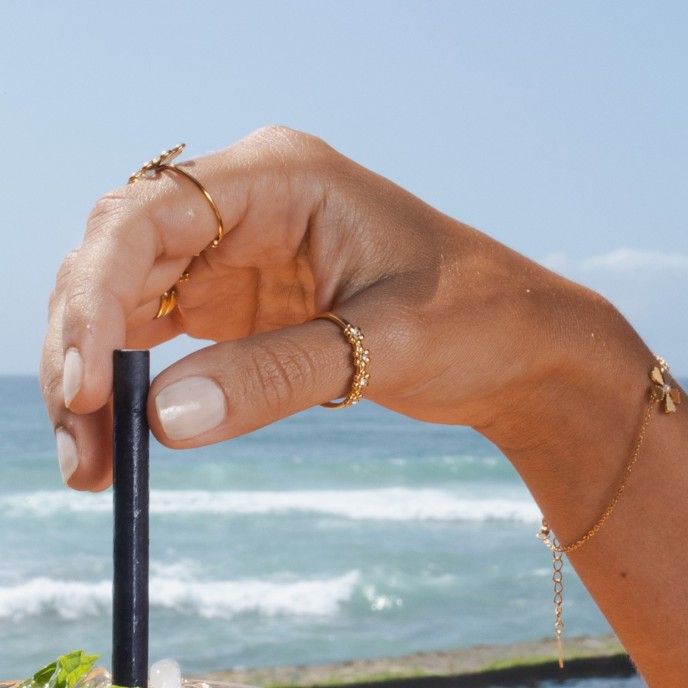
[59,146,246,414]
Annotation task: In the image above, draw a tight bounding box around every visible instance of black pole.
[112,349,150,688]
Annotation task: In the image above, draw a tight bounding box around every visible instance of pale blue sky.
[1,1,686,376]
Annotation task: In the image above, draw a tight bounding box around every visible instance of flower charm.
[650,360,681,413]
[129,143,186,183]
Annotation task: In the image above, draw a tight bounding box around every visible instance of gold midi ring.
[128,143,226,319]
[128,143,225,250]
[311,312,371,409]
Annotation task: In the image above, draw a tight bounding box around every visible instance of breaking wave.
[0,488,539,523]
[0,570,361,621]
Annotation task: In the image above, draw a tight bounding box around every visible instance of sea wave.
[0,488,539,522]
[0,571,360,621]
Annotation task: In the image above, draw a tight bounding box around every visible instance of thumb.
[148,307,383,448]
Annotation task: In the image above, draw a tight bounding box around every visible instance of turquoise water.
[0,376,643,685]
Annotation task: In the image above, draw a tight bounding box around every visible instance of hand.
[41,125,611,491]
[42,126,688,683]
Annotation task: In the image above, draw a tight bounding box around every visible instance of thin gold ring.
[128,143,226,319]
[147,163,224,251]
[155,289,178,319]
[128,143,225,251]
[311,312,371,408]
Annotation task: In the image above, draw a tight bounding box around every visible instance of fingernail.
[155,376,227,441]
[56,428,79,484]
[63,347,84,408]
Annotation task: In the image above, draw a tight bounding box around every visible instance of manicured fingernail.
[63,347,84,408]
[56,428,79,484]
[155,376,226,441]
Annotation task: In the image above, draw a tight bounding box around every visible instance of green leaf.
[31,663,58,688]
[57,650,100,688]
[22,650,100,688]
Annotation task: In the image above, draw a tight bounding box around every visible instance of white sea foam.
[0,488,539,523]
[0,570,360,621]
[149,559,201,580]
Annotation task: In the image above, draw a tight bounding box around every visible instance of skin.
[40,126,687,685]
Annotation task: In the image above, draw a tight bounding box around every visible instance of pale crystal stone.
[80,668,112,688]
[150,659,182,688]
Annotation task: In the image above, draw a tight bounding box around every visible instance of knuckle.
[60,265,124,342]
[249,125,330,162]
[238,126,335,202]
[85,189,140,241]
[62,283,103,328]
[246,341,311,415]
[47,248,81,320]
[56,248,80,284]
[52,248,81,302]
[61,283,115,343]
[86,193,123,232]
[253,123,300,141]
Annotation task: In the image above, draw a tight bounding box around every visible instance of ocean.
[0,376,645,686]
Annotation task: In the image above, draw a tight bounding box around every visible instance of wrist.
[483,277,688,682]
[475,277,657,544]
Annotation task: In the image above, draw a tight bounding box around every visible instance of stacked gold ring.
[311,312,371,408]
[128,143,226,319]
[155,289,178,319]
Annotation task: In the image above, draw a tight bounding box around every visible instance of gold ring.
[128,143,226,319]
[155,289,178,319]
[311,312,370,408]
[128,143,225,251]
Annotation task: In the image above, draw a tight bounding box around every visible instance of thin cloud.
[543,248,688,274]
[539,247,687,374]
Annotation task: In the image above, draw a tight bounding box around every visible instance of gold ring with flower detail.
[311,312,371,408]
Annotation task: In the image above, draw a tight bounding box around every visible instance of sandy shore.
[1,635,634,688]
[201,634,634,687]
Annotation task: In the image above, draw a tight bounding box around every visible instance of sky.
[1,1,686,376]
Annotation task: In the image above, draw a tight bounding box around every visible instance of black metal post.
[112,349,150,687]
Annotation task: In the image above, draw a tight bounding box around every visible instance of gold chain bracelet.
[536,356,681,668]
